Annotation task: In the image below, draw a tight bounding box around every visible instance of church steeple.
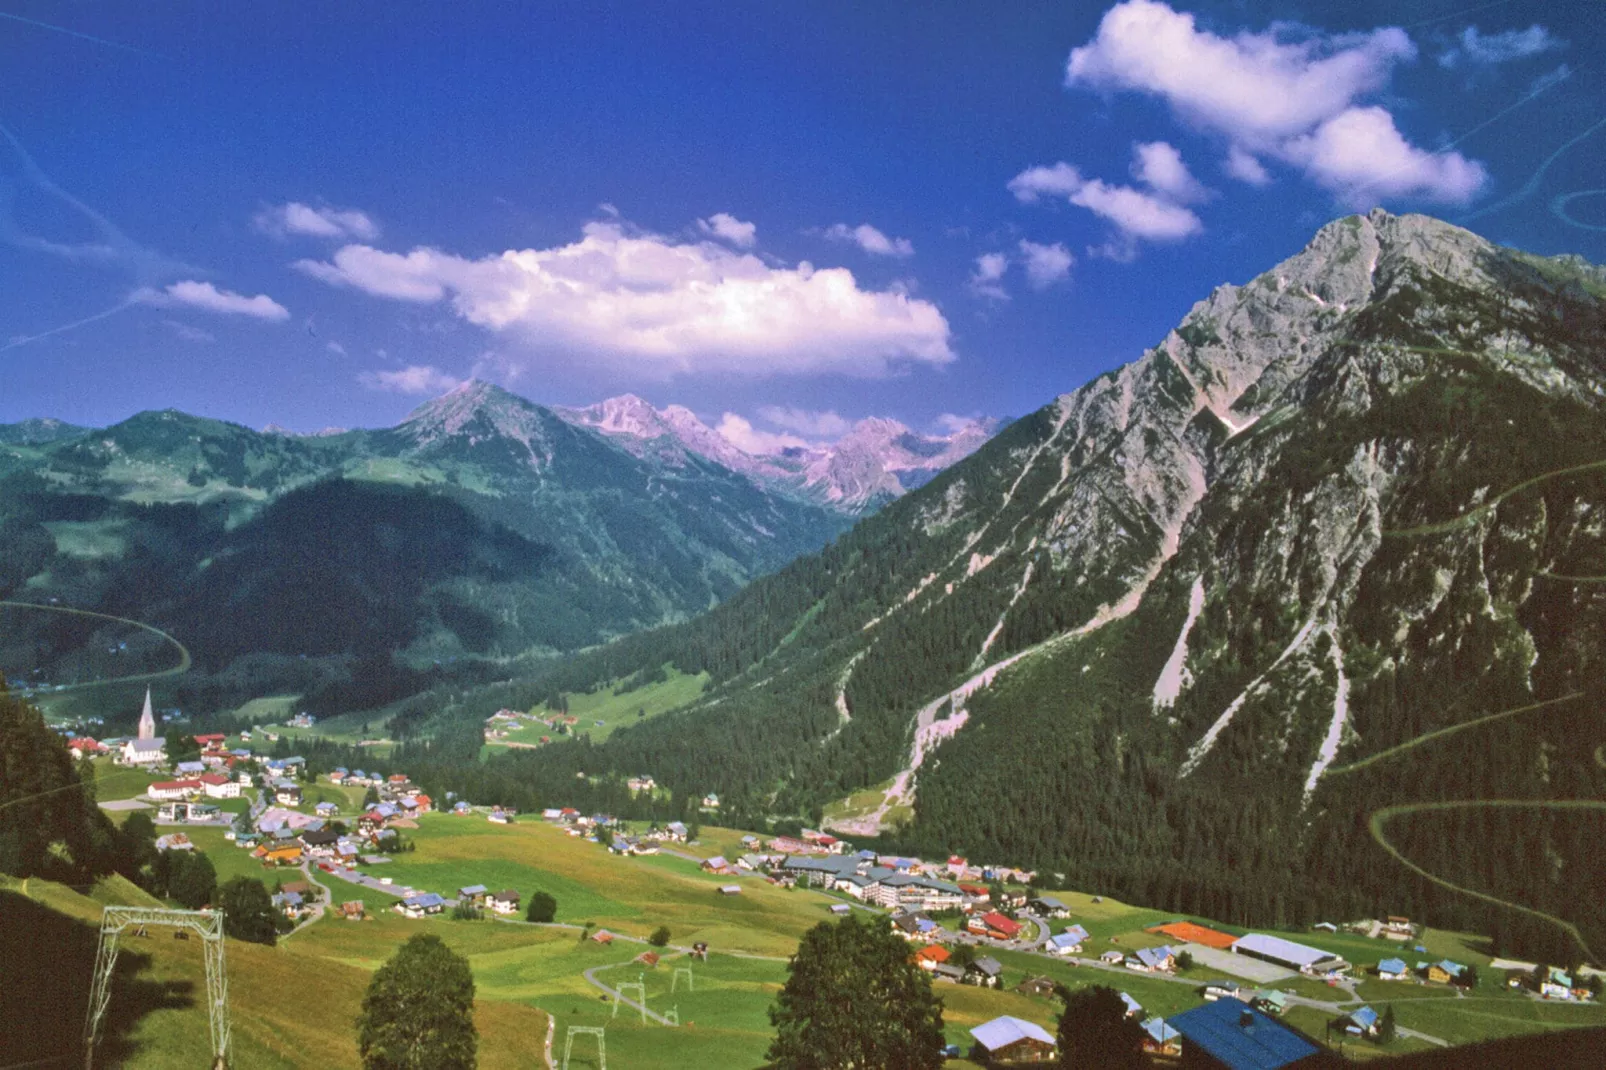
[138,688,156,740]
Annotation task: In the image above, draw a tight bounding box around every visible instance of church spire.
[138,688,156,741]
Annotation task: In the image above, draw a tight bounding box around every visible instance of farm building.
[1168,999,1324,1070]
[969,1016,1055,1064]
[1231,933,1346,976]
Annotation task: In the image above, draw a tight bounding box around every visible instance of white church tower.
[137,688,156,740]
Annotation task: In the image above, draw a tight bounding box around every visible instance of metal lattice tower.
[611,978,648,1023]
[562,1025,606,1070]
[671,965,693,993]
[83,906,230,1070]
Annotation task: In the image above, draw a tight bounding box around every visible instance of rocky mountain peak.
[397,378,551,464]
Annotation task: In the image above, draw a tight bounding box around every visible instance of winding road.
[0,599,191,695]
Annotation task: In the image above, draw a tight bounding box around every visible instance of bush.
[526,891,557,924]
[451,902,482,921]
[649,925,671,947]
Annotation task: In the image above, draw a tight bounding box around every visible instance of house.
[1168,999,1323,1070]
[1141,1016,1182,1056]
[154,833,194,852]
[626,776,656,793]
[591,929,614,944]
[964,956,1004,988]
[1099,950,1126,966]
[273,891,306,919]
[1048,931,1085,956]
[701,855,732,874]
[175,760,206,777]
[68,737,105,759]
[1427,960,1466,986]
[663,821,688,841]
[299,828,341,857]
[125,735,169,765]
[1251,991,1288,1017]
[1342,1006,1379,1037]
[1232,933,1346,976]
[636,951,660,967]
[489,890,521,915]
[931,963,965,984]
[1028,896,1071,918]
[968,911,1023,941]
[1541,967,1574,999]
[340,900,365,921]
[968,1016,1055,1064]
[452,801,472,815]
[1016,975,1057,998]
[1119,992,1143,1019]
[487,809,513,825]
[256,844,303,866]
[1203,981,1245,1002]
[1377,958,1408,981]
[1128,945,1177,973]
[913,945,950,971]
[198,773,240,799]
[458,885,488,905]
[148,779,202,801]
[830,904,852,916]
[398,893,446,918]
[314,801,338,818]
[274,781,302,806]
[700,793,719,809]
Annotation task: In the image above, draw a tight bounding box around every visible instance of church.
[120,689,167,766]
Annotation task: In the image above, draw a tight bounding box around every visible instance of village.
[61,692,1601,1069]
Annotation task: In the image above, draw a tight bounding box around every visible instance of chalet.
[452,801,472,815]
[328,768,348,784]
[357,811,389,835]
[1231,933,1347,977]
[964,956,1004,988]
[412,794,432,813]
[487,809,513,825]
[1377,958,1408,981]
[931,963,965,984]
[1047,924,1089,956]
[123,738,167,766]
[736,854,770,872]
[1252,990,1289,1017]
[1028,896,1071,918]
[398,893,446,918]
[959,882,990,902]
[1342,1006,1379,1037]
[1381,915,1414,936]
[175,761,206,777]
[1127,945,1177,973]
[700,793,720,809]
[1427,960,1466,986]
[489,890,521,915]
[968,911,1023,941]
[273,781,302,806]
[1203,981,1244,1002]
[1016,975,1056,998]
[1168,999,1322,1070]
[663,821,688,841]
[913,945,950,971]
[1141,1016,1182,1056]
[1099,950,1126,966]
[1119,992,1143,1019]
[701,856,732,874]
[636,951,660,967]
[198,773,240,799]
[154,833,194,852]
[591,929,615,944]
[274,891,306,919]
[256,844,303,866]
[148,779,202,801]
[969,1016,1055,1064]
[340,900,365,921]
[456,885,488,906]
[314,801,339,818]
[626,775,656,793]
[300,828,341,857]
[68,738,105,759]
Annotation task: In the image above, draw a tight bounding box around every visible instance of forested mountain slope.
[457,211,1606,963]
[0,383,850,717]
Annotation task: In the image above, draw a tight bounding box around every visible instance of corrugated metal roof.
[1232,933,1335,968]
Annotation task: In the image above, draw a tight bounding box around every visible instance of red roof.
[70,738,101,751]
[980,911,1022,936]
[197,773,230,785]
[150,779,202,792]
[915,944,951,964]
[960,883,989,896]
[194,734,226,744]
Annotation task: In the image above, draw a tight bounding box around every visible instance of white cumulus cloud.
[137,280,290,321]
[256,201,380,241]
[1062,1,1485,207]
[969,252,1011,301]
[358,364,463,395]
[1010,159,1203,248]
[1018,240,1073,289]
[822,223,915,258]
[715,413,810,455]
[1277,107,1489,207]
[1439,25,1563,68]
[1131,141,1211,203]
[697,212,758,248]
[295,218,952,378]
[756,405,852,439]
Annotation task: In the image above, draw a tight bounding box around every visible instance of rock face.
[556,396,994,514]
[528,211,1606,957]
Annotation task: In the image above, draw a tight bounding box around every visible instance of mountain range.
[0,385,988,716]
[445,210,1606,964]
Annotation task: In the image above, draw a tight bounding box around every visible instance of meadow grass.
[503,668,709,745]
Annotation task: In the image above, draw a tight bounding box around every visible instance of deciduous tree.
[357,933,477,1070]
[217,876,277,946]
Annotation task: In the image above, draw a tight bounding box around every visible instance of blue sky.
[2,1,1602,446]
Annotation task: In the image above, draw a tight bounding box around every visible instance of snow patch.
[1153,577,1205,710]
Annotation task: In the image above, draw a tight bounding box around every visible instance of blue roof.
[1120,992,1143,1016]
[1135,945,1175,969]
[1142,1017,1180,1044]
[1378,958,1407,974]
[1349,1007,1378,1030]
[1436,960,1465,977]
[1064,924,1090,942]
[1168,1000,1321,1070]
[970,1016,1054,1052]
